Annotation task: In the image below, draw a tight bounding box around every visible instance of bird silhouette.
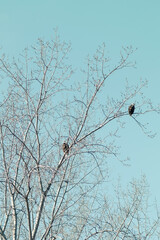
[128,104,135,116]
[62,142,69,154]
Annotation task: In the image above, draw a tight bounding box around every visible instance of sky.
[0,0,160,202]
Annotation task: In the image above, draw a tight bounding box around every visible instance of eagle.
[62,142,69,154]
[128,104,135,116]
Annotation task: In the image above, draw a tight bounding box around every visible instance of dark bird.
[128,104,135,116]
[62,142,69,154]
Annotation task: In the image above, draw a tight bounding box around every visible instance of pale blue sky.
[0,0,160,201]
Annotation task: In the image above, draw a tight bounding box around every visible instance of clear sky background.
[0,0,160,202]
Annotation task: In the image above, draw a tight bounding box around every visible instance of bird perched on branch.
[128,104,135,116]
[62,142,69,154]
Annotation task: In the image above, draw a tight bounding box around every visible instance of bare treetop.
[0,34,159,240]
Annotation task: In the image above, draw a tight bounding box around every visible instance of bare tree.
[0,34,159,240]
[82,176,160,240]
